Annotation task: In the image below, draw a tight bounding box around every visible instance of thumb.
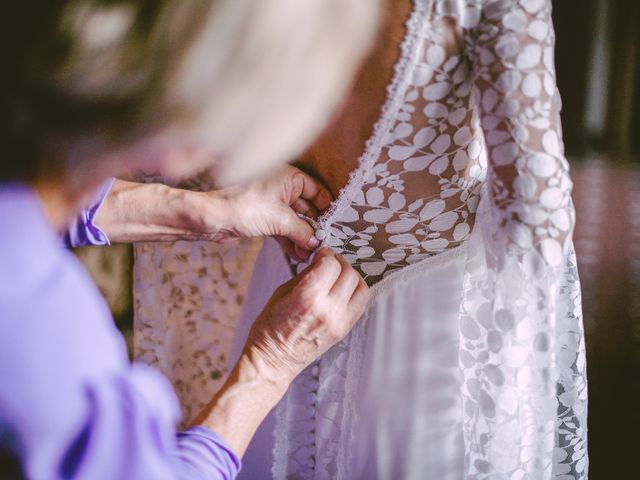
[278,210,321,251]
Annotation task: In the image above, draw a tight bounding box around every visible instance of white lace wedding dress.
[134,1,588,478]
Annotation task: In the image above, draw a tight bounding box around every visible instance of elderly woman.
[0,1,380,478]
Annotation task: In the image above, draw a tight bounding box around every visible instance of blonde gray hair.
[20,0,380,184]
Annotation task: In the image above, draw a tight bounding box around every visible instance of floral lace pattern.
[133,237,261,425]
[275,0,588,478]
[308,1,487,286]
[456,0,588,476]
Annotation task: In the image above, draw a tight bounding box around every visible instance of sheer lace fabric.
[309,1,487,286]
[133,0,587,477]
[133,237,262,425]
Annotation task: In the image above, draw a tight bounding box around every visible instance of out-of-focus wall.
[75,244,133,353]
[554,0,640,158]
[554,1,639,478]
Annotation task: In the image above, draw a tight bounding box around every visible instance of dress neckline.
[314,0,432,237]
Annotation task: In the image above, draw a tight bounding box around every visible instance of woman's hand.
[243,247,370,384]
[194,248,369,456]
[208,165,332,260]
[95,166,331,252]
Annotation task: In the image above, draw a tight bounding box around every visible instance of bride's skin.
[296,0,413,202]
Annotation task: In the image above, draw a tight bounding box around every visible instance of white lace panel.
[132,169,266,425]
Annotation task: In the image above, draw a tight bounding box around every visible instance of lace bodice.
[294,0,571,290]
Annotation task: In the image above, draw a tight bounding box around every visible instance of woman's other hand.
[243,247,370,384]
[210,165,332,260]
[95,166,331,248]
[194,247,369,456]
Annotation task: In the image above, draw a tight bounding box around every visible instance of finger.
[309,246,334,264]
[298,248,341,293]
[279,210,320,251]
[274,237,303,262]
[347,279,371,320]
[294,244,312,260]
[291,170,333,213]
[329,254,361,300]
[291,198,319,219]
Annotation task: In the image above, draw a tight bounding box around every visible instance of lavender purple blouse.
[63,178,114,248]
[0,183,241,479]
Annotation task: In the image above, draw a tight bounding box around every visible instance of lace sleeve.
[472,0,573,261]
[459,0,588,478]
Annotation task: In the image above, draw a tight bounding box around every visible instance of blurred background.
[554,1,639,478]
[75,1,639,478]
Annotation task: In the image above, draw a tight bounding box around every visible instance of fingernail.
[307,236,320,249]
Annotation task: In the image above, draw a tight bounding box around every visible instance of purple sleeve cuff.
[64,178,115,248]
[175,426,242,480]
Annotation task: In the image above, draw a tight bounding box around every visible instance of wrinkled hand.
[213,165,332,260]
[244,248,370,383]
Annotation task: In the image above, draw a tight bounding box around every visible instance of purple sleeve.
[52,364,242,480]
[64,178,114,247]
[1,323,242,480]
[0,187,242,480]
[176,427,242,479]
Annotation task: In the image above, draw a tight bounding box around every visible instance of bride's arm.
[94,166,332,258]
[471,0,574,262]
[459,0,587,477]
